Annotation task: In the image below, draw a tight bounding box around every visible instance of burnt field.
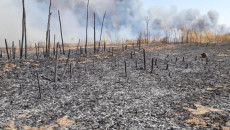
[0,43,230,129]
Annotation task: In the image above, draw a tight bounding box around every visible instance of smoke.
[0,0,229,46]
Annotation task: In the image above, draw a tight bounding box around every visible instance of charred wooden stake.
[131,51,133,59]
[104,42,106,52]
[166,64,169,70]
[94,13,96,54]
[60,49,71,81]
[53,34,56,56]
[12,41,15,60]
[70,63,72,79]
[85,0,89,54]
[0,50,2,58]
[55,43,59,82]
[5,39,10,60]
[9,50,12,60]
[58,10,65,55]
[155,59,157,66]
[115,57,117,66]
[124,60,127,77]
[99,11,106,52]
[21,0,27,59]
[185,63,189,69]
[59,44,62,54]
[35,43,39,60]
[195,56,197,61]
[143,49,146,70]
[36,71,41,99]
[182,57,185,62]
[151,58,154,73]
[19,84,22,95]
[80,47,83,54]
[175,57,178,63]
[42,47,45,58]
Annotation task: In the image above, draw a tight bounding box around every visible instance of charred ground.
[0,43,230,129]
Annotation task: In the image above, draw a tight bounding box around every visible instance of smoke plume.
[0,0,229,46]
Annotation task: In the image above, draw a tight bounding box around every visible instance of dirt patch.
[5,120,16,130]
[20,115,75,130]
[184,104,223,115]
[17,114,32,119]
[217,54,229,57]
[186,116,209,128]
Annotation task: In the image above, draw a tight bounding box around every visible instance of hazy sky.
[142,0,230,25]
[0,0,229,46]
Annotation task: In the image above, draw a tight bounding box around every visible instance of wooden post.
[55,42,59,82]
[143,49,146,70]
[85,0,89,54]
[5,39,10,60]
[104,42,106,52]
[155,59,157,66]
[166,64,169,70]
[58,10,65,55]
[99,11,106,52]
[36,71,41,99]
[94,13,96,54]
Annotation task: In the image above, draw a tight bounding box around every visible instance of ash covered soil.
[0,43,230,130]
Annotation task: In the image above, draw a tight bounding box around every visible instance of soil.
[0,43,230,130]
